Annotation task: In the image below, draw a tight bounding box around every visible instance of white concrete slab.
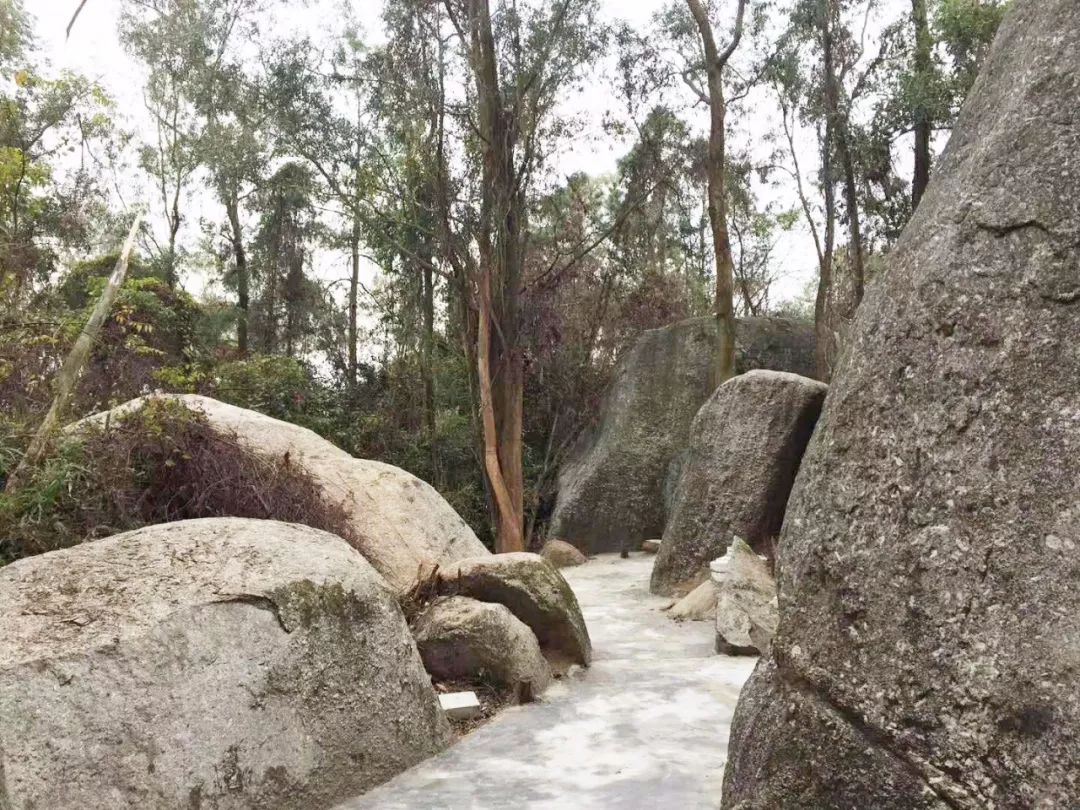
[336,553,757,810]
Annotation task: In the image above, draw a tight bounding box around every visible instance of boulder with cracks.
[722,3,1080,807]
[650,370,827,596]
[0,518,450,810]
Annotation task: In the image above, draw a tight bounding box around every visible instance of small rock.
[641,539,661,554]
[413,596,552,698]
[540,539,588,568]
[668,579,718,622]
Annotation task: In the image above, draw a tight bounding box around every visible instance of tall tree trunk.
[822,0,865,316]
[6,213,142,491]
[686,0,747,389]
[348,219,360,388]
[464,0,525,553]
[911,0,933,209]
[816,116,838,381]
[476,270,523,552]
[225,196,249,356]
[420,244,436,440]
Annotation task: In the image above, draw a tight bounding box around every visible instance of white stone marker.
[439,691,482,721]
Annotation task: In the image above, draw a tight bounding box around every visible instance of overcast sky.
[34,0,910,308]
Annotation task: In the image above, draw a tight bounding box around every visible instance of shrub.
[0,400,356,566]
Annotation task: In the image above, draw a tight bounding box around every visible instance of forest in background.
[0,0,1007,556]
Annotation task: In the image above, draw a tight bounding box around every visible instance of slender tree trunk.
[476,270,523,552]
[821,0,865,317]
[6,214,142,491]
[421,247,436,440]
[816,116,838,381]
[166,195,181,289]
[348,219,360,388]
[465,0,525,553]
[686,0,746,389]
[225,196,249,356]
[911,0,933,209]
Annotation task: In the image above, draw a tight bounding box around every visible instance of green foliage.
[935,0,1010,95]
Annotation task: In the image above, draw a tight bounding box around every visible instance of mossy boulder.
[0,518,450,809]
[436,553,591,671]
[412,596,552,698]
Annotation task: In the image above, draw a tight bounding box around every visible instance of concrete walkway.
[339,553,756,810]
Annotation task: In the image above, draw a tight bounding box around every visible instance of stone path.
[338,553,756,810]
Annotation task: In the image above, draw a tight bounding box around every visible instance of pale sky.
[32,0,912,310]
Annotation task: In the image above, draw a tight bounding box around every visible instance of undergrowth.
[0,400,357,566]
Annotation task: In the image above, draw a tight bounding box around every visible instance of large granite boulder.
[650,370,827,596]
[412,596,552,698]
[723,3,1080,807]
[436,553,592,671]
[549,317,817,554]
[0,518,451,810]
[74,395,489,591]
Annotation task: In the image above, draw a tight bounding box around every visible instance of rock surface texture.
[75,394,489,591]
[412,596,552,697]
[0,518,450,810]
[540,539,588,568]
[723,4,1080,808]
[436,553,592,671]
[650,370,827,596]
[667,579,718,622]
[549,317,817,554]
[711,538,778,656]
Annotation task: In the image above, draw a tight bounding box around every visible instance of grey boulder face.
[723,3,1080,808]
[549,317,817,554]
[711,538,777,656]
[412,596,553,698]
[436,553,592,672]
[76,394,490,591]
[0,518,451,810]
[650,370,827,596]
[540,538,588,568]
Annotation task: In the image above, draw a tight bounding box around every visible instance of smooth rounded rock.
[436,553,592,671]
[0,518,450,810]
[413,596,552,698]
[74,394,489,591]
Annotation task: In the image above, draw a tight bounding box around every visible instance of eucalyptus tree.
[250,162,317,357]
[434,0,607,553]
[1,1,117,307]
[120,0,271,354]
[682,0,748,384]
